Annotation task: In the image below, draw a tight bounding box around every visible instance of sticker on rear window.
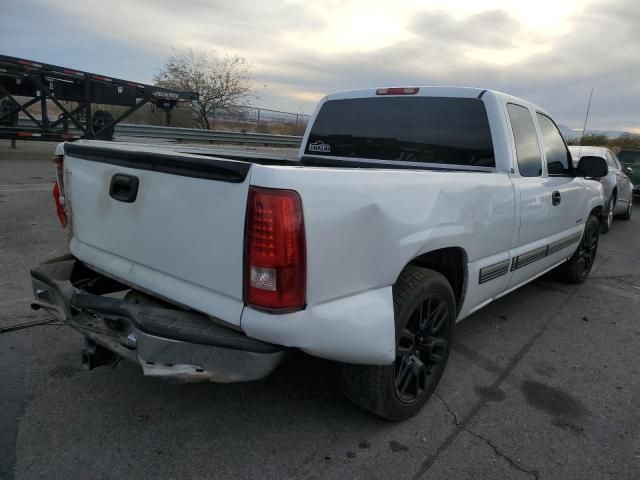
[308,141,331,153]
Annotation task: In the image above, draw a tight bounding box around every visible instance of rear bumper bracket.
[30,255,284,382]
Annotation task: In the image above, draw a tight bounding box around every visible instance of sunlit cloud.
[466,44,551,66]
[282,1,413,54]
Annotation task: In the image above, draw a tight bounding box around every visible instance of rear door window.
[507,104,542,177]
[536,113,572,176]
[305,97,495,167]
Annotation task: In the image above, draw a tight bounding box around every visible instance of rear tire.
[601,194,615,233]
[557,215,599,284]
[340,266,455,421]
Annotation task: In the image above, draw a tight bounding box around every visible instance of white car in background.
[569,146,633,232]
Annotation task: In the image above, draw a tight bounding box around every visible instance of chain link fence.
[209,107,311,136]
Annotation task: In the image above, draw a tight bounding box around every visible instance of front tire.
[340,266,455,421]
[557,214,600,284]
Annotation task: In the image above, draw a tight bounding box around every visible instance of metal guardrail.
[15,119,303,147]
[116,124,303,147]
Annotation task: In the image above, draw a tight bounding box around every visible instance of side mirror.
[626,166,634,175]
[576,156,608,178]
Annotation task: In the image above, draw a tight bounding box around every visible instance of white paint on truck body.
[243,164,516,363]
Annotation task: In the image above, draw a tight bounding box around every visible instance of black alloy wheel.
[577,218,599,277]
[557,214,600,284]
[395,293,450,404]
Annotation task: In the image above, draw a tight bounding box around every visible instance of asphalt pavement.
[1,140,639,480]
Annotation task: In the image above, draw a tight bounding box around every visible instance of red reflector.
[17,132,32,137]
[376,87,420,95]
[18,60,42,68]
[245,186,305,311]
[52,182,67,227]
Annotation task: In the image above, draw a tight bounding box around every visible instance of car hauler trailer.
[0,54,198,143]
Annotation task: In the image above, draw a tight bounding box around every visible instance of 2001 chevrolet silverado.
[31,86,608,420]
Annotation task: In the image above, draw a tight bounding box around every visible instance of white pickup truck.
[31,86,607,420]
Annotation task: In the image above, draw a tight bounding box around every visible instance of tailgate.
[63,142,252,326]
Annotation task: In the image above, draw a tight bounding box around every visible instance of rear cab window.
[304,96,495,168]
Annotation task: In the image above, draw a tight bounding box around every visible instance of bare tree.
[154,48,256,130]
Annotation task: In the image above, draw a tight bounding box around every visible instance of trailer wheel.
[91,110,115,140]
[0,98,19,127]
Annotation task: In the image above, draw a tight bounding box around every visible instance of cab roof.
[322,86,548,117]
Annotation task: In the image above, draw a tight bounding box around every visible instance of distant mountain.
[558,124,628,141]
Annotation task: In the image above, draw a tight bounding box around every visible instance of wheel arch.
[589,205,604,222]
[403,247,468,313]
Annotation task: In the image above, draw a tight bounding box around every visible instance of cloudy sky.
[2,0,639,131]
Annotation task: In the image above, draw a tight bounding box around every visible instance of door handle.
[552,191,561,206]
[109,174,139,203]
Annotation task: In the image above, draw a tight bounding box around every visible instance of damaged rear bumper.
[30,255,284,382]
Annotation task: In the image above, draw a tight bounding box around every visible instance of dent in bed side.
[251,165,516,302]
